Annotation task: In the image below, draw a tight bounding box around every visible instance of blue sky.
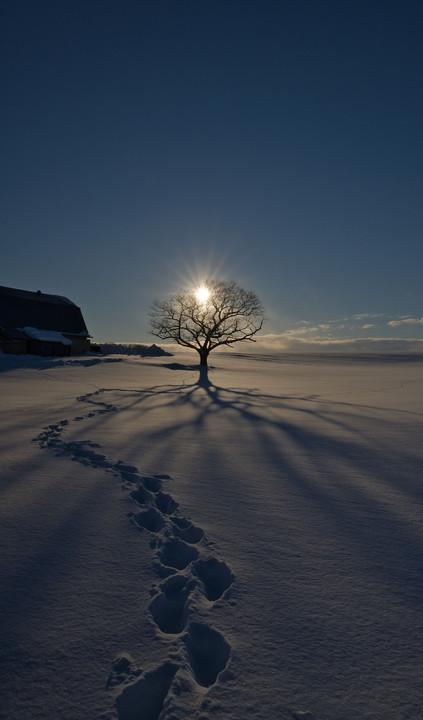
[2,0,423,348]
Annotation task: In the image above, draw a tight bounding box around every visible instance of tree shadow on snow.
[98,361,423,616]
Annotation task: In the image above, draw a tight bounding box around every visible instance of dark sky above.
[2,0,422,344]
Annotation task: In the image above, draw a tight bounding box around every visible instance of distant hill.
[97,343,173,357]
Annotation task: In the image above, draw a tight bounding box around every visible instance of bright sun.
[195,285,210,303]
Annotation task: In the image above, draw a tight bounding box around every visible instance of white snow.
[1,350,423,720]
[20,326,73,345]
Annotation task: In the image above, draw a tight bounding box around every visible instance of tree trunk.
[199,349,208,366]
[197,364,211,388]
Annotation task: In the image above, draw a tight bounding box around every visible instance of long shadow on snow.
[105,363,423,613]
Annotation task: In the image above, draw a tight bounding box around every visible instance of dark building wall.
[0,294,88,335]
[0,339,28,354]
[27,340,70,357]
[0,286,91,356]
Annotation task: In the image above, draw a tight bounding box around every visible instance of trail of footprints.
[34,389,235,719]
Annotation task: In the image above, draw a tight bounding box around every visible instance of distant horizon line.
[94,336,423,354]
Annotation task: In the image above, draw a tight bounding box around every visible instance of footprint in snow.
[183,622,231,688]
[115,661,178,720]
[143,476,164,492]
[154,491,178,515]
[171,516,204,544]
[130,486,154,506]
[158,537,200,570]
[192,558,234,601]
[132,507,167,533]
[33,386,235,711]
[149,574,194,634]
[116,461,139,474]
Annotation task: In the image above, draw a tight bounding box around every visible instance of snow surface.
[21,327,73,345]
[1,350,423,720]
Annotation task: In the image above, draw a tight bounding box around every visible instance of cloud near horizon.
[388,317,423,327]
[253,334,423,353]
[250,312,423,353]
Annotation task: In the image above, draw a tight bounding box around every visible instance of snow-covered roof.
[20,327,73,346]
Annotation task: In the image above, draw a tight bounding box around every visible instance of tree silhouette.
[150,280,264,366]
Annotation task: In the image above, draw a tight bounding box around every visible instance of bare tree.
[150,280,265,366]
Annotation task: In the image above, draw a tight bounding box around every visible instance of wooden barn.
[0,285,91,356]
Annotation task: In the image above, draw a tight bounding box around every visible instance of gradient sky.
[2,0,423,347]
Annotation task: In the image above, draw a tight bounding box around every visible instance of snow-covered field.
[1,350,423,720]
